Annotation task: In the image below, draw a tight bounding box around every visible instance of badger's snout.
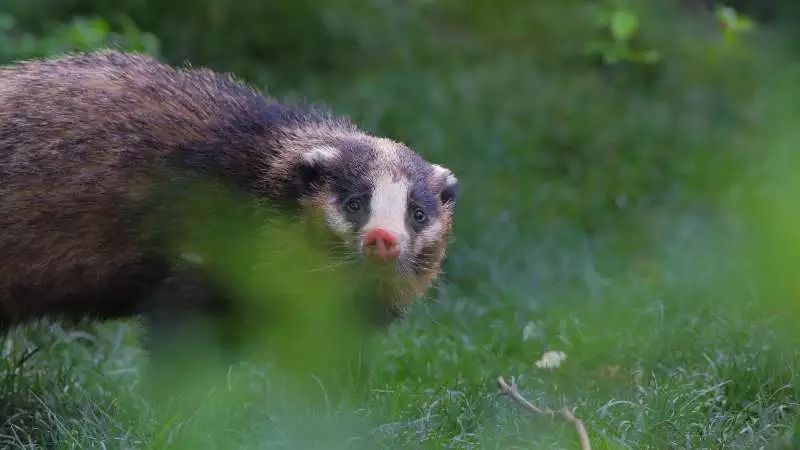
[362,228,400,262]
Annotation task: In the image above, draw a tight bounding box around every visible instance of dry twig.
[497,376,592,450]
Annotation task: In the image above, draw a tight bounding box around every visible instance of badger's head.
[288,136,458,320]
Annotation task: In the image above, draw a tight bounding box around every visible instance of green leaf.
[610,9,638,42]
[717,6,754,33]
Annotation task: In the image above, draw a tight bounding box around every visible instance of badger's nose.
[362,228,400,262]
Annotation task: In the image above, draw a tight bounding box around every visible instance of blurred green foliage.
[2,0,800,448]
[0,14,158,61]
[584,6,661,65]
[0,0,780,236]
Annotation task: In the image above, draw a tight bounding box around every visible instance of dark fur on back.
[0,51,361,326]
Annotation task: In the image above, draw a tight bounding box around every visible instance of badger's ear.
[433,164,459,205]
[294,146,339,195]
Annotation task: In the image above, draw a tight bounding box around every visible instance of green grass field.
[2,217,798,449]
[2,1,800,448]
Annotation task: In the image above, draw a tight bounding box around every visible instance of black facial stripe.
[404,177,438,233]
[341,192,371,229]
[326,139,376,230]
[330,140,374,189]
[396,146,429,181]
[408,182,439,217]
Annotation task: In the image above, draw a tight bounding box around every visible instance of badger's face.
[293,137,458,314]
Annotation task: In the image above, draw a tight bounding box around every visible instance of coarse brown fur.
[0,50,457,331]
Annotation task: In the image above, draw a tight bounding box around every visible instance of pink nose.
[362,228,400,262]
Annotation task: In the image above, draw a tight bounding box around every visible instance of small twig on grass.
[497,376,592,450]
[559,405,592,450]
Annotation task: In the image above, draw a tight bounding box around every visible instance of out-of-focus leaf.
[610,9,639,42]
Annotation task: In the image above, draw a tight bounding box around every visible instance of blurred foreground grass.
[2,1,800,448]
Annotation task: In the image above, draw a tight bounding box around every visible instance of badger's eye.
[413,207,427,224]
[346,198,362,213]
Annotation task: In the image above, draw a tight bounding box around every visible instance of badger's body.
[0,51,457,328]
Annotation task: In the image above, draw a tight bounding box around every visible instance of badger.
[0,51,458,333]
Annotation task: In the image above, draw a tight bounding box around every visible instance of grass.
[2,1,800,448]
[1,212,798,449]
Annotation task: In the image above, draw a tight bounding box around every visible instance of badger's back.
[0,51,289,324]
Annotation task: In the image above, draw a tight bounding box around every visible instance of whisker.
[302,259,357,273]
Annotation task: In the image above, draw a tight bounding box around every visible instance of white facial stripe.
[364,173,409,246]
